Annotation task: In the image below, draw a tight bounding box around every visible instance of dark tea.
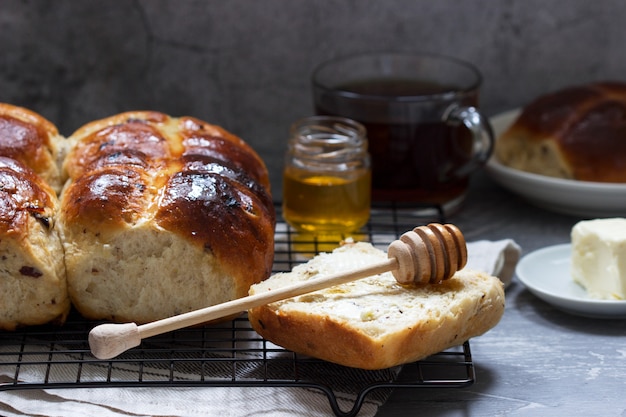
[312,53,493,212]
[315,78,479,203]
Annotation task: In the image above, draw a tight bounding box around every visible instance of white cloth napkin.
[466,239,521,288]
[0,239,520,417]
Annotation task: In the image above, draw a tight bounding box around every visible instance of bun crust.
[59,111,275,323]
[0,103,67,192]
[496,82,626,182]
[0,156,70,330]
[248,241,504,370]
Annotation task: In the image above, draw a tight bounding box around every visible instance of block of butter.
[571,218,626,300]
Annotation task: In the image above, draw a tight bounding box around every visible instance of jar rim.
[290,115,367,140]
[287,116,369,165]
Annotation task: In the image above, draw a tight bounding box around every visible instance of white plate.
[516,244,626,319]
[486,109,626,217]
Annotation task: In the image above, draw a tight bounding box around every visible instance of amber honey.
[283,170,371,234]
[282,116,371,235]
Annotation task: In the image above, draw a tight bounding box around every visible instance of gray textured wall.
[2,0,626,198]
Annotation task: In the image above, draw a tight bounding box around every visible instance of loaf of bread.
[57,111,275,324]
[0,104,70,330]
[0,103,275,329]
[495,81,626,182]
[247,241,505,370]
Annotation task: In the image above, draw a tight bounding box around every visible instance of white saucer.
[486,110,626,217]
[516,244,626,319]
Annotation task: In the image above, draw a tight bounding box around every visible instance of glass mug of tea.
[312,52,494,214]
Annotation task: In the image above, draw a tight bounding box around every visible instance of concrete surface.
[2,0,626,197]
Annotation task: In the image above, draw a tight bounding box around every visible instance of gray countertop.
[377,171,626,416]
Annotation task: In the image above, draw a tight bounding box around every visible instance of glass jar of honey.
[282,116,371,235]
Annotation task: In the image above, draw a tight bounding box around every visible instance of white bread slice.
[248,240,505,370]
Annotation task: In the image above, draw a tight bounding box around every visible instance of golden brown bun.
[496,81,626,182]
[248,241,504,370]
[0,103,68,193]
[58,111,275,324]
[0,156,70,330]
[0,104,274,329]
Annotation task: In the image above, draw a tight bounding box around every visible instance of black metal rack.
[0,203,475,417]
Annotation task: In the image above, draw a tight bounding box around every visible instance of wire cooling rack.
[0,202,475,417]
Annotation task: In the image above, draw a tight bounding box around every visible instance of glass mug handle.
[442,104,495,179]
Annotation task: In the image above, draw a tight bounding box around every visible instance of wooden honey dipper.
[88,223,467,360]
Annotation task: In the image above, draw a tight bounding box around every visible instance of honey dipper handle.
[140,257,397,338]
[89,222,467,360]
[89,257,398,360]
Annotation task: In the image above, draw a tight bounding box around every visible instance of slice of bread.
[248,240,505,370]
